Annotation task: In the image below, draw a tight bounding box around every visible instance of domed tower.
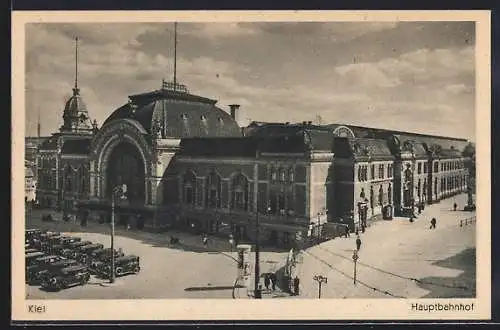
[59,37,94,134]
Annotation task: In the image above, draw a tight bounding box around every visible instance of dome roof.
[60,88,93,133]
[103,87,242,138]
[64,93,87,114]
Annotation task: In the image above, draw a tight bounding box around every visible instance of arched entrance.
[106,141,146,204]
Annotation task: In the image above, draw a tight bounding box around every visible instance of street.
[24,193,475,299]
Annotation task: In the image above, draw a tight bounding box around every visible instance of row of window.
[182,170,297,216]
[183,171,250,211]
[270,166,295,182]
[440,160,464,172]
[359,159,466,181]
[358,164,393,182]
[359,184,393,206]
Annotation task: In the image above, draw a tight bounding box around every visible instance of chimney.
[229,104,240,120]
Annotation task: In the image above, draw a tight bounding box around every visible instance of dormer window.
[201,115,207,121]
[180,114,188,120]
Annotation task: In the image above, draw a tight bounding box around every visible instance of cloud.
[333,45,475,90]
[24,22,475,141]
[335,62,402,88]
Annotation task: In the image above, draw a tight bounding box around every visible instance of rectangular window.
[423,163,428,174]
[371,164,375,180]
[379,164,384,179]
[387,164,392,178]
[417,162,422,174]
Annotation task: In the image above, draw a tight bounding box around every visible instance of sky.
[25,21,476,140]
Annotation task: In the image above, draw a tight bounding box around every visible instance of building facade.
[27,79,474,247]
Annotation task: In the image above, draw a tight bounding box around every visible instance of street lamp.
[110,184,127,284]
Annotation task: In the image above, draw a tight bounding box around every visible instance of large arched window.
[183,171,197,206]
[205,171,221,208]
[77,166,88,195]
[64,165,74,192]
[231,173,249,211]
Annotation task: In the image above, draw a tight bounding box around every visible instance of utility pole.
[313,275,328,298]
[110,184,127,283]
[254,208,261,299]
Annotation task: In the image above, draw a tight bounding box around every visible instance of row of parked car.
[25,228,140,291]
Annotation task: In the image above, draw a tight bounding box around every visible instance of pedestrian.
[453,202,457,211]
[270,272,277,291]
[430,217,437,229]
[293,276,300,296]
[344,225,350,238]
[356,235,362,251]
[418,203,422,214]
[202,234,208,248]
[409,214,414,223]
[264,274,271,291]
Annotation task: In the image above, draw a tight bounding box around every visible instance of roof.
[61,138,92,155]
[102,87,241,139]
[334,137,394,161]
[25,166,34,178]
[326,123,470,152]
[178,129,335,158]
[39,134,60,150]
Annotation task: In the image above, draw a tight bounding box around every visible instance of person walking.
[202,234,208,248]
[356,235,362,251]
[430,217,437,229]
[293,276,300,296]
[453,202,458,211]
[270,272,277,291]
[264,274,271,291]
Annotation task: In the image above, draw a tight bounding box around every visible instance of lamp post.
[110,184,127,284]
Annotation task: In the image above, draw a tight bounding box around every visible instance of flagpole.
[173,22,177,90]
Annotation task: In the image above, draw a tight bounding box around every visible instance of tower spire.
[173,22,177,90]
[73,37,79,95]
[37,107,41,138]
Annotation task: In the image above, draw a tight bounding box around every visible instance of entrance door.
[270,230,278,244]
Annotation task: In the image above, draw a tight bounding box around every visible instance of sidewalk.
[294,194,476,299]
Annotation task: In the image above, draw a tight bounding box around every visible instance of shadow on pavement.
[184,285,245,292]
[27,210,289,255]
[417,247,476,298]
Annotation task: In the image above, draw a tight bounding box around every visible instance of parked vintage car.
[98,255,140,278]
[26,248,40,255]
[40,265,91,291]
[49,236,82,254]
[26,254,65,284]
[25,229,43,246]
[26,251,45,269]
[92,248,125,262]
[74,243,104,264]
[32,232,60,251]
[36,259,81,283]
[88,248,125,273]
[66,241,93,257]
